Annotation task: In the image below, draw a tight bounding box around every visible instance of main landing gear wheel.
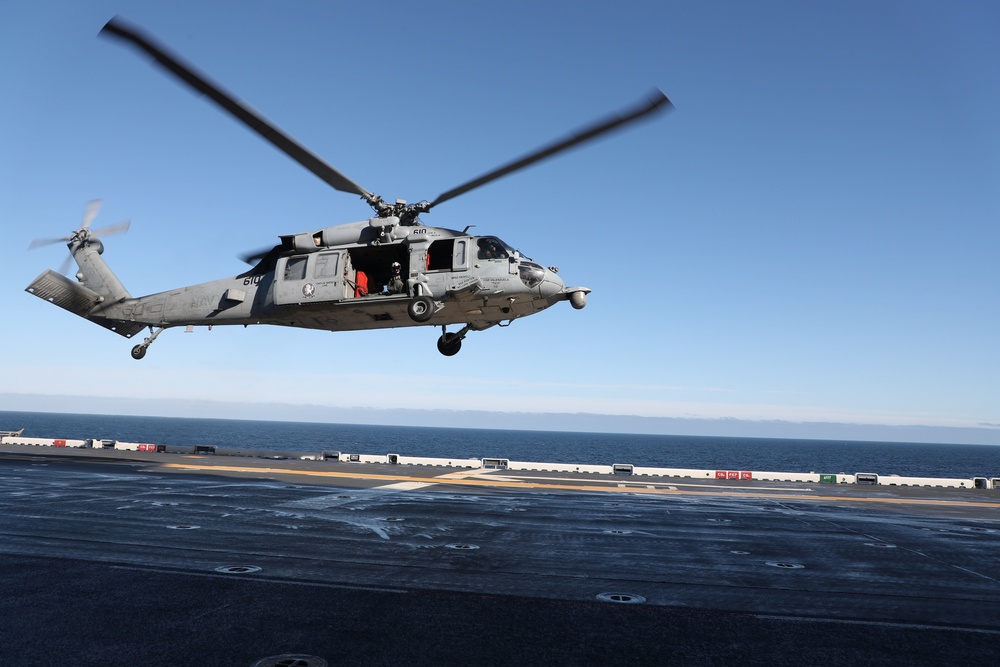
[130,326,165,360]
[407,295,435,323]
[437,332,462,356]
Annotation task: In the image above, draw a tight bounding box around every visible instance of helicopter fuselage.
[27,217,588,357]
[117,221,574,333]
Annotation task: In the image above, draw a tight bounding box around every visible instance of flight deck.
[1,442,998,665]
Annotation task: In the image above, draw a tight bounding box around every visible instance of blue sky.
[2,1,998,438]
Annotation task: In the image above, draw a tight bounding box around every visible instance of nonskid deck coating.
[1,445,998,665]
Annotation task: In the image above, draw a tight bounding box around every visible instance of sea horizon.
[3,409,999,480]
[3,392,999,447]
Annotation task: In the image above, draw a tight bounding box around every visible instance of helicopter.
[26,16,671,359]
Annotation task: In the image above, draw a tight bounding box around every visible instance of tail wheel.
[437,333,462,356]
[131,345,147,360]
[408,295,435,322]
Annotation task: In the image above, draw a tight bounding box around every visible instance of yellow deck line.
[158,462,1000,509]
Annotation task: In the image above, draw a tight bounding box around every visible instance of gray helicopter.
[26,17,671,359]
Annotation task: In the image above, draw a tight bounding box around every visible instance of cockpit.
[474,236,548,289]
[476,236,513,260]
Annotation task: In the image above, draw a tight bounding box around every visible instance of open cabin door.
[427,238,471,272]
[274,251,345,305]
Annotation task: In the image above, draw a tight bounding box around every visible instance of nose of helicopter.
[539,267,565,298]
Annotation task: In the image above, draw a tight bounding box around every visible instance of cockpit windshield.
[476,236,512,260]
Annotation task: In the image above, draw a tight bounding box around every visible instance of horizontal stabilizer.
[26,270,102,314]
[25,270,146,338]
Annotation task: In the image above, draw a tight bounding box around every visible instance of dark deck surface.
[2,446,998,665]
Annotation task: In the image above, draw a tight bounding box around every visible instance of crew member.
[387,261,404,294]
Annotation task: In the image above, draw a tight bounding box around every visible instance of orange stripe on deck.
[157,463,1000,509]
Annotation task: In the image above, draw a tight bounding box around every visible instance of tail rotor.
[29,200,131,274]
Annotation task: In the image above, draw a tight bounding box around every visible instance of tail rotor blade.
[92,219,131,238]
[81,199,103,230]
[28,236,70,250]
[29,202,129,259]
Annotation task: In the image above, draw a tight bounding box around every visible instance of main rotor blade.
[100,16,377,204]
[239,244,278,265]
[429,90,673,209]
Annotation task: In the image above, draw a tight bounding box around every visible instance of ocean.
[2,410,999,480]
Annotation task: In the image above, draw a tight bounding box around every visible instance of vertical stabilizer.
[25,203,143,338]
[71,237,132,303]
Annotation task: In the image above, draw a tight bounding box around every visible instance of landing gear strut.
[131,326,165,360]
[437,325,469,356]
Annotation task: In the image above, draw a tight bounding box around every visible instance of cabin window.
[518,261,545,288]
[284,257,307,280]
[314,253,339,279]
